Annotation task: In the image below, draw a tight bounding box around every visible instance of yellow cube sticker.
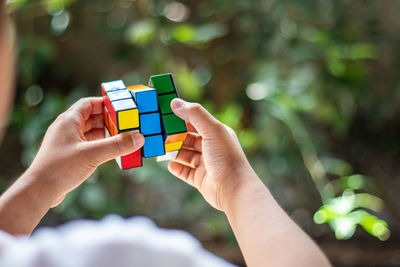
[118,109,139,130]
[165,141,183,152]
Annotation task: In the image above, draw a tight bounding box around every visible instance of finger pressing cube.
[104,125,142,169]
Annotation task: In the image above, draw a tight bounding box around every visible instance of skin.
[0,3,145,235]
[0,5,331,267]
[169,99,331,267]
[0,8,16,142]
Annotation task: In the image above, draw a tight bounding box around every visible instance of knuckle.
[55,112,66,122]
[189,103,203,113]
[190,153,201,168]
[76,97,89,105]
[213,121,226,131]
[224,125,237,137]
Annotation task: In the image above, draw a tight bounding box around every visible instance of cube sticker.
[158,93,178,114]
[143,134,165,158]
[162,113,187,134]
[149,74,176,94]
[165,141,183,152]
[140,113,162,136]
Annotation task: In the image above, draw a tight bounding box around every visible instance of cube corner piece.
[111,98,140,130]
[101,80,126,96]
[120,149,143,169]
[149,73,176,95]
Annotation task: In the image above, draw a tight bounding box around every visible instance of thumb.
[171,98,221,137]
[82,132,144,163]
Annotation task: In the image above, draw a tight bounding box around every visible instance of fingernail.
[171,98,185,110]
[131,133,144,147]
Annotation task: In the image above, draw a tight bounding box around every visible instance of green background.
[1,0,400,266]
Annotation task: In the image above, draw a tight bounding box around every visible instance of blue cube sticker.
[135,90,158,113]
[143,134,165,158]
[140,113,162,135]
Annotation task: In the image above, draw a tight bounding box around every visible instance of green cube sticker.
[162,114,186,134]
[158,93,177,114]
[150,74,175,94]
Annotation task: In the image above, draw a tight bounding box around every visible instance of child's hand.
[168,99,257,211]
[27,97,144,207]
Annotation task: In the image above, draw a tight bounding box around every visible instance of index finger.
[69,97,104,121]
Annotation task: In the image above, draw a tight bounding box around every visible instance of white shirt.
[0,215,235,267]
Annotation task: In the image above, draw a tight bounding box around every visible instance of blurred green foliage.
[2,0,400,265]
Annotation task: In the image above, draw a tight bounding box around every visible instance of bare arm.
[0,97,144,235]
[168,98,331,267]
[223,175,330,267]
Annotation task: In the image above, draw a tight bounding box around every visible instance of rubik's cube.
[101,73,187,169]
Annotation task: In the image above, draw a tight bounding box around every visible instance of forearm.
[0,169,56,235]
[222,173,331,267]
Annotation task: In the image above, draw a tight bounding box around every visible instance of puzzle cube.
[102,74,187,168]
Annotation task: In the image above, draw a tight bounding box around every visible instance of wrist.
[20,166,61,208]
[218,166,269,214]
[0,169,57,235]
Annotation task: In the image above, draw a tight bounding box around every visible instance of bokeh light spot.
[246,83,268,100]
[164,2,189,22]
[51,10,70,35]
[25,85,44,106]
